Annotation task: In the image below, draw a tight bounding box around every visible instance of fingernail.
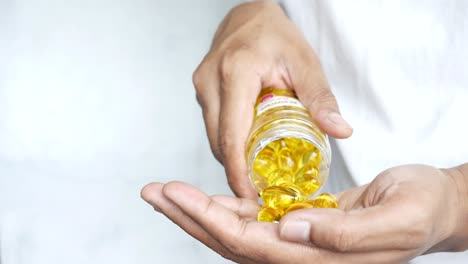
[327,112,352,130]
[280,221,311,243]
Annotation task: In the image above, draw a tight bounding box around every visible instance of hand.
[141,165,467,264]
[193,1,353,199]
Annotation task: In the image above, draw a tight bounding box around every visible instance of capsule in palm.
[313,193,338,208]
[257,206,282,222]
[284,202,314,214]
[261,185,303,209]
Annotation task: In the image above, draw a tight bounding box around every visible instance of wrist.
[445,164,468,251]
[212,0,288,50]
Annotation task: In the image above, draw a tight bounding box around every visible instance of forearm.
[449,163,468,251]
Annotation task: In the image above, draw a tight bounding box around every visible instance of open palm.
[141,165,463,264]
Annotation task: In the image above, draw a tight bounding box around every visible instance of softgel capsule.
[245,88,337,222]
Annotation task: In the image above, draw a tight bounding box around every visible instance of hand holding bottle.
[193,1,352,199]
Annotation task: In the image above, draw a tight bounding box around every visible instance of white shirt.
[281,0,468,185]
[280,0,468,263]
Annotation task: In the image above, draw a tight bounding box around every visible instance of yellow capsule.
[294,139,310,160]
[251,172,269,192]
[284,137,302,149]
[304,199,316,207]
[253,148,278,178]
[294,165,321,196]
[268,169,293,187]
[257,206,282,222]
[284,202,314,214]
[313,193,338,208]
[262,145,277,155]
[278,148,296,172]
[277,183,305,203]
[278,139,289,150]
[266,139,282,153]
[302,148,322,168]
[261,185,303,209]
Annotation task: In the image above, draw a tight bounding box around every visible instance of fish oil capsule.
[253,148,278,177]
[301,148,322,168]
[294,165,321,196]
[284,137,303,150]
[291,140,310,165]
[278,148,296,172]
[313,193,338,208]
[304,199,316,207]
[261,185,302,209]
[279,139,289,149]
[268,169,294,186]
[245,88,332,220]
[266,140,282,153]
[285,202,314,214]
[257,206,282,222]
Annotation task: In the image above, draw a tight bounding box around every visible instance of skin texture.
[192,1,352,199]
[141,164,468,264]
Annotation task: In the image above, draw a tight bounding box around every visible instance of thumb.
[278,201,420,252]
[288,54,353,139]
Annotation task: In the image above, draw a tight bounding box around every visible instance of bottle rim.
[247,120,331,195]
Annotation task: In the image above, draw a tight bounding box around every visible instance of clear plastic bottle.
[245,88,333,222]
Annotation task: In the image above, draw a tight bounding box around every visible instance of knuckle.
[220,47,251,81]
[192,68,207,108]
[192,64,207,94]
[201,198,216,215]
[192,54,216,94]
[192,66,202,89]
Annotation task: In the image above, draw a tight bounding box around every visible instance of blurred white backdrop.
[0,0,242,263]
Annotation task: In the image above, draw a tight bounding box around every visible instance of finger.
[162,181,325,264]
[140,183,235,259]
[218,63,261,199]
[334,184,369,211]
[279,201,427,253]
[147,182,418,264]
[193,61,223,162]
[211,195,260,220]
[287,52,353,139]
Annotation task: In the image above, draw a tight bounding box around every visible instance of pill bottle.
[245,87,332,221]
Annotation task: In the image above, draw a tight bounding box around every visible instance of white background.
[0,0,241,263]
